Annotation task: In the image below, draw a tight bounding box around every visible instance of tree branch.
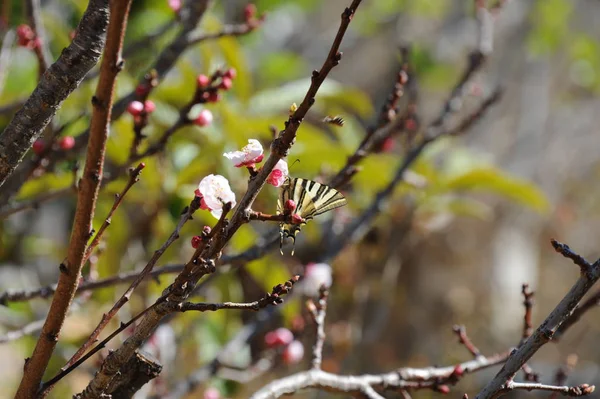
[14,1,131,396]
[77,2,362,396]
[0,0,108,189]
[474,241,600,399]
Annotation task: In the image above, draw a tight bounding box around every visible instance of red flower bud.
[205,91,221,103]
[244,4,257,21]
[291,214,304,225]
[405,118,417,131]
[196,74,210,88]
[453,364,464,377]
[219,77,233,91]
[32,139,45,155]
[284,199,296,213]
[264,328,293,347]
[194,189,201,198]
[223,68,237,80]
[135,84,149,97]
[59,136,75,150]
[16,25,35,47]
[191,236,202,249]
[380,136,395,152]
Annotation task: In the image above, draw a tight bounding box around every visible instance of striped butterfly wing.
[279,178,347,255]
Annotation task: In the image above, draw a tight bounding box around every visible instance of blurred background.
[1,0,600,397]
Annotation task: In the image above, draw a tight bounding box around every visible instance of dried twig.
[82,162,145,263]
[15,2,131,397]
[453,325,482,358]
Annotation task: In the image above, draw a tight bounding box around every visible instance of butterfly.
[278,177,347,255]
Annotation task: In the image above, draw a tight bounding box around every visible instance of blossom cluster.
[194,139,288,220]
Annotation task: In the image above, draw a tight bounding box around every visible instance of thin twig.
[14,2,130,397]
[177,276,299,312]
[453,325,482,358]
[24,0,51,75]
[502,381,594,396]
[82,162,145,263]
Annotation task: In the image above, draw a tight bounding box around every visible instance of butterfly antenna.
[289,158,301,171]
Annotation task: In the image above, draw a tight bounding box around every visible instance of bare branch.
[453,325,482,358]
[250,353,508,399]
[474,241,600,399]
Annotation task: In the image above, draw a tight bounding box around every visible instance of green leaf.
[444,168,550,213]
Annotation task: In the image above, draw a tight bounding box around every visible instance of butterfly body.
[278,177,347,255]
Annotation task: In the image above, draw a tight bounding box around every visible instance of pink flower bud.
[219,77,233,91]
[194,109,213,127]
[223,68,237,80]
[203,226,212,235]
[380,136,394,152]
[59,136,75,150]
[244,4,257,21]
[453,364,464,377]
[144,100,156,113]
[282,340,304,365]
[194,189,201,198]
[196,74,210,88]
[203,387,220,399]
[127,100,144,116]
[291,214,304,225]
[191,236,202,249]
[264,328,294,347]
[437,385,450,395]
[32,139,45,155]
[284,199,296,213]
[405,118,417,131]
[168,0,182,12]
